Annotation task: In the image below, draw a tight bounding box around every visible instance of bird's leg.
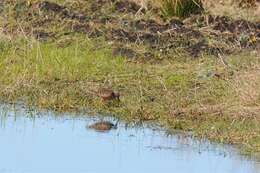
[135,2,148,16]
[135,6,144,16]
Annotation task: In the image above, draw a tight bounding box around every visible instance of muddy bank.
[1,0,259,59]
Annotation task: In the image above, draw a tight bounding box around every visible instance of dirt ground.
[1,0,259,59]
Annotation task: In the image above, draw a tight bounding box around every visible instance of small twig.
[156,76,168,91]
[217,52,230,68]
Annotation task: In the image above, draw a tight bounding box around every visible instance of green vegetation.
[160,0,203,18]
[0,34,259,155]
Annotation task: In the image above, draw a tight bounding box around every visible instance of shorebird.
[97,88,120,102]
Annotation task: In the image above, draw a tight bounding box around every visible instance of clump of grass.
[160,0,204,18]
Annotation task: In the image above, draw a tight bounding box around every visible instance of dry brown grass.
[203,0,260,21]
[235,70,260,106]
[132,0,260,21]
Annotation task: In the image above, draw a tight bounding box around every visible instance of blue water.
[0,105,259,173]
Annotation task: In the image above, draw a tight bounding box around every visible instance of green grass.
[0,34,259,155]
[160,0,203,18]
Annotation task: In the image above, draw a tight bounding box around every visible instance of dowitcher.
[97,88,120,102]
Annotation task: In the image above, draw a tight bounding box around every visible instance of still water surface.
[0,105,259,173]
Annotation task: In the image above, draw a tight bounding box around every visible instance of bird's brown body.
[88,121,117,131]
[98,88,120,102]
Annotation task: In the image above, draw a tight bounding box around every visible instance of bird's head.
[113,91,120,101]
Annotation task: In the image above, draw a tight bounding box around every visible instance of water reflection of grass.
[0,34,259,155]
